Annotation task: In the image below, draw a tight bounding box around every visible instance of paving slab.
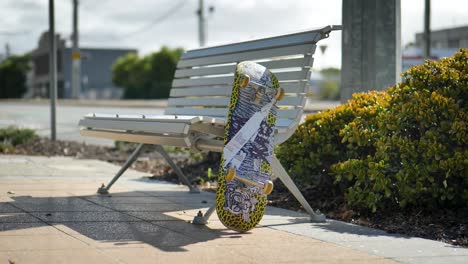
[30,211,143,222]
[0,213,42,223]
[0,223,63,236]
[0,203,22,213]
[54,221,197,248]
[0,249,118,264]
[0,234,89,251]
[0,154,466,264]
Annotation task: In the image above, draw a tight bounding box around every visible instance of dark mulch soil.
[5,138,467,247]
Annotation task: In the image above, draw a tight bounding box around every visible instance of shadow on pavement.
[0,190,246,252]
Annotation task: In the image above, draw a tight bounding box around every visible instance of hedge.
[277,49,467,212]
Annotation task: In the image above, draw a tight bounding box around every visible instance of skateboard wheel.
[275,88,285,101]
[262,180,274,195]
[225,168,236,181]
[240,74,250,88]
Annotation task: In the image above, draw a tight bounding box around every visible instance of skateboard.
[216,61,284,232]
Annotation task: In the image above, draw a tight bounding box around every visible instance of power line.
[120,0,188,38]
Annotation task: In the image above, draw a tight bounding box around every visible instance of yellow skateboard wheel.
[226,168,236,181]
[263,180,274,195]
[240,74,250,88]
[275,88,285,101]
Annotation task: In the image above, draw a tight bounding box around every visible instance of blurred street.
[0,99,339,146]
[0,102,164,146]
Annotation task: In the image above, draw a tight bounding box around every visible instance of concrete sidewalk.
[0,155,466,264]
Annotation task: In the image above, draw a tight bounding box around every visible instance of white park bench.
[78,25,341,223]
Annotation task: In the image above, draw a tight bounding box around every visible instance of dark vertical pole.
[49,0,57,141]
[198,0,205,47]
[71,0,81,99]
[5,43,10,58]
[423,0,431,59]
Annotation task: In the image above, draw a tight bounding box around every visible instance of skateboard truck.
[225,168,274,195]
[240,74,285,101]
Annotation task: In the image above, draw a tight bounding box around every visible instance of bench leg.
[192,204,216,225]
[271,155,326,222]
[154,145,200,193]
[98,143,146,195]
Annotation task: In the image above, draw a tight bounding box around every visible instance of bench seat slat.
[80,129,191,147]
[178,44,316,68]
[83,114,203,124]
[78,119,189,135]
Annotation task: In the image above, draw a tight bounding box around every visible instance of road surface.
[0,103,164,146]
[0,100,339,146]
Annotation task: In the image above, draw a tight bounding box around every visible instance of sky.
[1,0,468,69]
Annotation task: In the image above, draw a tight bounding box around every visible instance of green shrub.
[277,49,468,212]
[0,54,31,98]
[319,80,340,100]
[114,140,140,150]
[0,126,37,145]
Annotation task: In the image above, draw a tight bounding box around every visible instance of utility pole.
[423,0,431,59]
[197,0,206,47]
[71,0,81,98]
[5,43,10,58]
[49,0,57,141]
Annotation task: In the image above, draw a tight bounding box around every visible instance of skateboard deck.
[216,61,283,232]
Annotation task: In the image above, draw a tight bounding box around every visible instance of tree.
[112,47,184,99]
[320,67,341,78]
[0,54,31,98]
[319,67,341,100]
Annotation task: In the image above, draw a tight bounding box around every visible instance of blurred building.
[402,48,458,72]
[415,25,468,49]
[402,25,468,72]
[29,31,136,99]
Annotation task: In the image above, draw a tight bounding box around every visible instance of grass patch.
[0,126,38,152]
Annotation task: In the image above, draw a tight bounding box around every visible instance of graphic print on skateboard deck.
[216,61,284,232]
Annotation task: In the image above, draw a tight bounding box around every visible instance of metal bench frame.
[79,25,341,223]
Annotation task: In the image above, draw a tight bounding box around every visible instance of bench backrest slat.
[180,28,325,59]
[174,57,309,78]
[177,44,316,68]
[165,107,301,120]
[165,25,339,144]
[169,81,309,98]
[168,95,305,108]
